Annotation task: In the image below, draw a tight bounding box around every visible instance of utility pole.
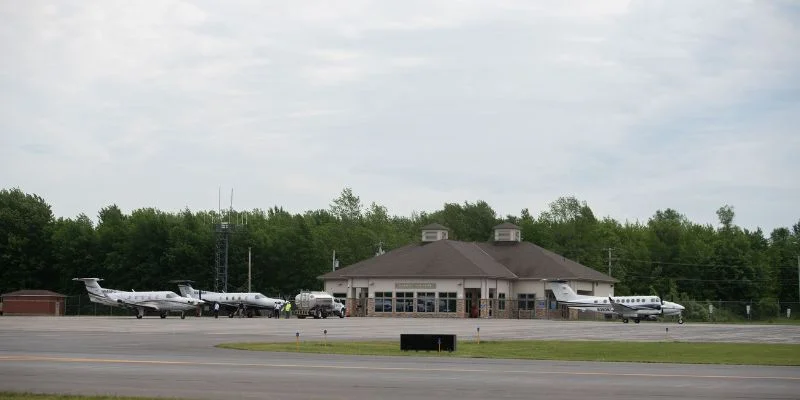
[604,248,614,277]
[248,247,252,293]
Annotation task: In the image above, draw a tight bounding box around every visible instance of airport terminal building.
[321,222,618,318]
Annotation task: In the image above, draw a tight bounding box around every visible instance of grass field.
[217,339,800,366]
[0,394,179,400]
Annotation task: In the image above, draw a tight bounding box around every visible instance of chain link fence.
[62,295,135,316]
[486,298,799,322]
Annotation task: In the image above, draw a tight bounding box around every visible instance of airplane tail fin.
[177,284,194,298]
[548,281,580,302]
[73,278,105,298]
[169,280,196,298]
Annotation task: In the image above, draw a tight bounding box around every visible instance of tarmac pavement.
[0,316,798,399]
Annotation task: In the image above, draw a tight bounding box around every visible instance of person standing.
[213,302,220,318]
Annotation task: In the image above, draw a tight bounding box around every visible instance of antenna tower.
[214,187,246,293]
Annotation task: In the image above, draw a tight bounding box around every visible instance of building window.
[396,292,413,312]
[374,292,392,313]
[518,293,535,310]
[438,292,456,312]
[498,293,506,310]
[417,292,435,312]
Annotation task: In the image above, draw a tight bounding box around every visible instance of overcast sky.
[1,0,798,233]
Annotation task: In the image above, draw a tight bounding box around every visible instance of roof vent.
[493,222,521,242]
[420,223,449,242]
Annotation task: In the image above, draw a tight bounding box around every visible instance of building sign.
[395,282,436,290]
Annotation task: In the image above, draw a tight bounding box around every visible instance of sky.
[1,0,798,233]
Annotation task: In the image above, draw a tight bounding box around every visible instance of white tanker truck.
[293,291,345,319]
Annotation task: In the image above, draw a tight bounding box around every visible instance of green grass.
[216,339,800,366]
[0,393,181,400]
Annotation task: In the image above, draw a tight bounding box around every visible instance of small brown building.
[0,290,67,316]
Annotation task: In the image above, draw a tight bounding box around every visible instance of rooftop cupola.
[493,222,521,242]
[420,223,449,242]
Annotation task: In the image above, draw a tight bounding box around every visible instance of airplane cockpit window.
[166,293,177,299]
[254,295,264,299]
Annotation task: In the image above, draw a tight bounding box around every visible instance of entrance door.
[488,288,496,317]
[355,288,368,317]
[465,289,480,318]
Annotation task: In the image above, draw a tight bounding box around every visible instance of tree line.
[1,187,798,309]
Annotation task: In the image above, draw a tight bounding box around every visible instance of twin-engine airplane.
[171,280,287,318]
[548,281,685,324]
[73,278,204,319]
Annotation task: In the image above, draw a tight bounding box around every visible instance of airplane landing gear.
[678,318,684,324]
[160,313,167,319]
[180,311,186,319]
[136,314,143,319]
[634,318,640,324]
[622,318,629,323]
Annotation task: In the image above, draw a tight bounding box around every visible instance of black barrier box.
[400,334,457,352]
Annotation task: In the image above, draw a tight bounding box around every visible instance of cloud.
[0,0,798,233]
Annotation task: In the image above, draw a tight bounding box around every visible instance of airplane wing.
[608,297,640,314]
[115,298,161,311]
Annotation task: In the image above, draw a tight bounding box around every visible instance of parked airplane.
[73,278,204,319]
[171,280,287,318]
[548,281,685,324]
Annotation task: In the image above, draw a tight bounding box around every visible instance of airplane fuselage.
[179,287,285,311]
[559,295,665,316]
[549,281,685,323]
[106,291,203,312]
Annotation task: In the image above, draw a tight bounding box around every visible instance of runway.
[1,316,799,399]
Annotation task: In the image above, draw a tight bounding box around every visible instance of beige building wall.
[513,280,545,298]
[324,277,614,319]
[593,282,615,297]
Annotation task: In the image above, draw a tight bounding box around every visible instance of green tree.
[0,188,54,293]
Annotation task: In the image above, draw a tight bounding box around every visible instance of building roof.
[1,290,66,298]
[475,242,616,282]
[493,222,521,230]
[420,223,449,231]
[321,240,517,279]
[320,239,617,283]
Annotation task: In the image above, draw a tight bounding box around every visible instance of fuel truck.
[293,291,345,319]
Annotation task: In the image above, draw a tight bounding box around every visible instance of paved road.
[0,317,798,399]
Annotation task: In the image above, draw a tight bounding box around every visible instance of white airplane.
[73,278,204,319]
[171,280,287,318]
[549,281,685,324]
